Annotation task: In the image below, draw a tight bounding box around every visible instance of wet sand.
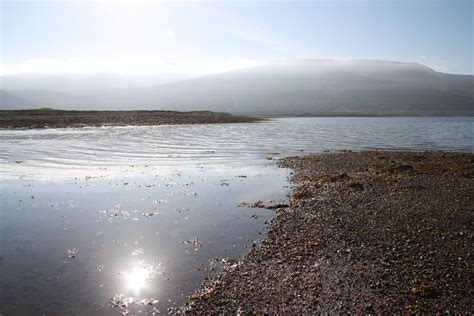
[185,151,473,313]
[0,109,262,129]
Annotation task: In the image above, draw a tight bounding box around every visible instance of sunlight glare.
[126,264,151,293]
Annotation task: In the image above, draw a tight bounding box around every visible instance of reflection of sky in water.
[0,117,472,314]
[0,164,289,314]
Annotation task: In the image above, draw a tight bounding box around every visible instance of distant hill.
[0,90,34,108]
[1,59,473,116]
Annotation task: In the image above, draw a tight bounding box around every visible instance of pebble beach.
[185,151,473,313]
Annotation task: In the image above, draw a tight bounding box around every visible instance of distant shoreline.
[254,112,474,118]
[187,151,473,313]
[0,109,263,129]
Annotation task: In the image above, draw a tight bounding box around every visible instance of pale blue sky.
[1,0,472,75]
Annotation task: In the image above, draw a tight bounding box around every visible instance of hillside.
[1,59,473,116]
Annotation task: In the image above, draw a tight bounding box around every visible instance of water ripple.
[1,117,472,180]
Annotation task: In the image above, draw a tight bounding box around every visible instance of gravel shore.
[0,109,262,129]
[185,151,473,314]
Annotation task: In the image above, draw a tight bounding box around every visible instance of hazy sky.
[1,0,472,76]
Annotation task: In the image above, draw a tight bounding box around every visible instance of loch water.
[1,117,472,314]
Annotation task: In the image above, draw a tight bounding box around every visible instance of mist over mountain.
[1,59,473,116]
[0,73,187,93]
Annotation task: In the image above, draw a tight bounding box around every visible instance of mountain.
[0,90,34,108]
[0,73,187,93]
[1,59,473,116]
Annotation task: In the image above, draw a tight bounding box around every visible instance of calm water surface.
[0,117,473,314]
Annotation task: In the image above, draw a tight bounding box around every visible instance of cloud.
[233,28,308,57]
[212,7,310,57]
[167,28,176,41]
[416,55,459,73]
[0,57,263,76]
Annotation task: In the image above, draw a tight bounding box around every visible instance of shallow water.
[1,168,287,314]
[0,117,473,314]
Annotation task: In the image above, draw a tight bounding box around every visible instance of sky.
[0,0,472,76]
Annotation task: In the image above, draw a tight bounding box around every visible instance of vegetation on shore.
[0,108,232,116]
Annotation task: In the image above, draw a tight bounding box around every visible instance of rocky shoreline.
[0,109,262,129]
[184,151,473,313]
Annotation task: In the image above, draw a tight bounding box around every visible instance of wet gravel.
[184,151,474,314]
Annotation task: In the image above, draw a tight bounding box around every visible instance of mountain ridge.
[1,59,473,116]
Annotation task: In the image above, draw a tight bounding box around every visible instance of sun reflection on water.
[109,260,163,313]
[126,264,151,293]
[123,260,162,295]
